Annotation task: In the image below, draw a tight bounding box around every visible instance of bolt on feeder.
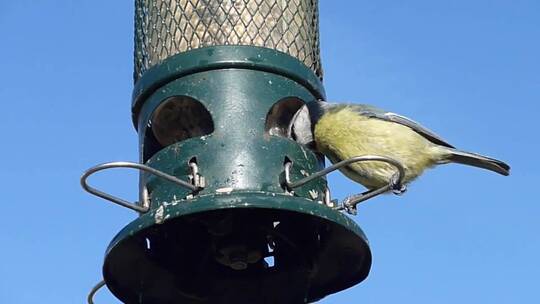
[83,1,373,303]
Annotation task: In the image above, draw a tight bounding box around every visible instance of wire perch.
[283,155,406,215]
[87,280,105,304]
[81,161,202,213]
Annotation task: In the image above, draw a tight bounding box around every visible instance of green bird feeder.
[83,1,372,303]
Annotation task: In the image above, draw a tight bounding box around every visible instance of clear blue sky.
[1,1,538,303]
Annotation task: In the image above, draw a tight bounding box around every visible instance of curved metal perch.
[284,155,406,215]
[81,161,201,213]
[87,280,106,304]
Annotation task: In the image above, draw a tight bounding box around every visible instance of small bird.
[290,100,510,191]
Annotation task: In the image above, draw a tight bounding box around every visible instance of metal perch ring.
[283,155,406,215]
[81,161,202,213]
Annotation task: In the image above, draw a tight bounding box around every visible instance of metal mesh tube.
[134,0,322,81]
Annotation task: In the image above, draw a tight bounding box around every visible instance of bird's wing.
[350,104,455,148]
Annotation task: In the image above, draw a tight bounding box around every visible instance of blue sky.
[1,1,538,303]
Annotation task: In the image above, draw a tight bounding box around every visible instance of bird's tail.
[440,148,510,176]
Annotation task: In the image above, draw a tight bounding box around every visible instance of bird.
[289,100,510,192]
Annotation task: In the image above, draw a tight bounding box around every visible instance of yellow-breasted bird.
[290,100,510,191]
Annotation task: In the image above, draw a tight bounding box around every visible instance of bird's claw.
[342,196,358,215]
[392,185,407,195]
[390,174,407,195]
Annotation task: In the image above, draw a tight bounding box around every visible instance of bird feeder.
[83,1,373,303]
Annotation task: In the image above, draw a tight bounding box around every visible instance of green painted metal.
[145,136,325,208]
[137,68,326,203]
[131,45,326,129]
[104,193,371,303]
[103,46,371,303]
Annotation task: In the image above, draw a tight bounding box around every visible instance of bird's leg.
[342,194,360,215]
[390,173,407,195]
[342,189,377,215]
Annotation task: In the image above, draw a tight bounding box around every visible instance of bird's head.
[306,99,332,123]
[288,99,332,147]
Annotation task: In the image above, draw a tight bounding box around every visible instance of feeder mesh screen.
[134,0,322,81]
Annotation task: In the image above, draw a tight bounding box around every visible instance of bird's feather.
[311,102,510,190]
[346,104,455,148]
